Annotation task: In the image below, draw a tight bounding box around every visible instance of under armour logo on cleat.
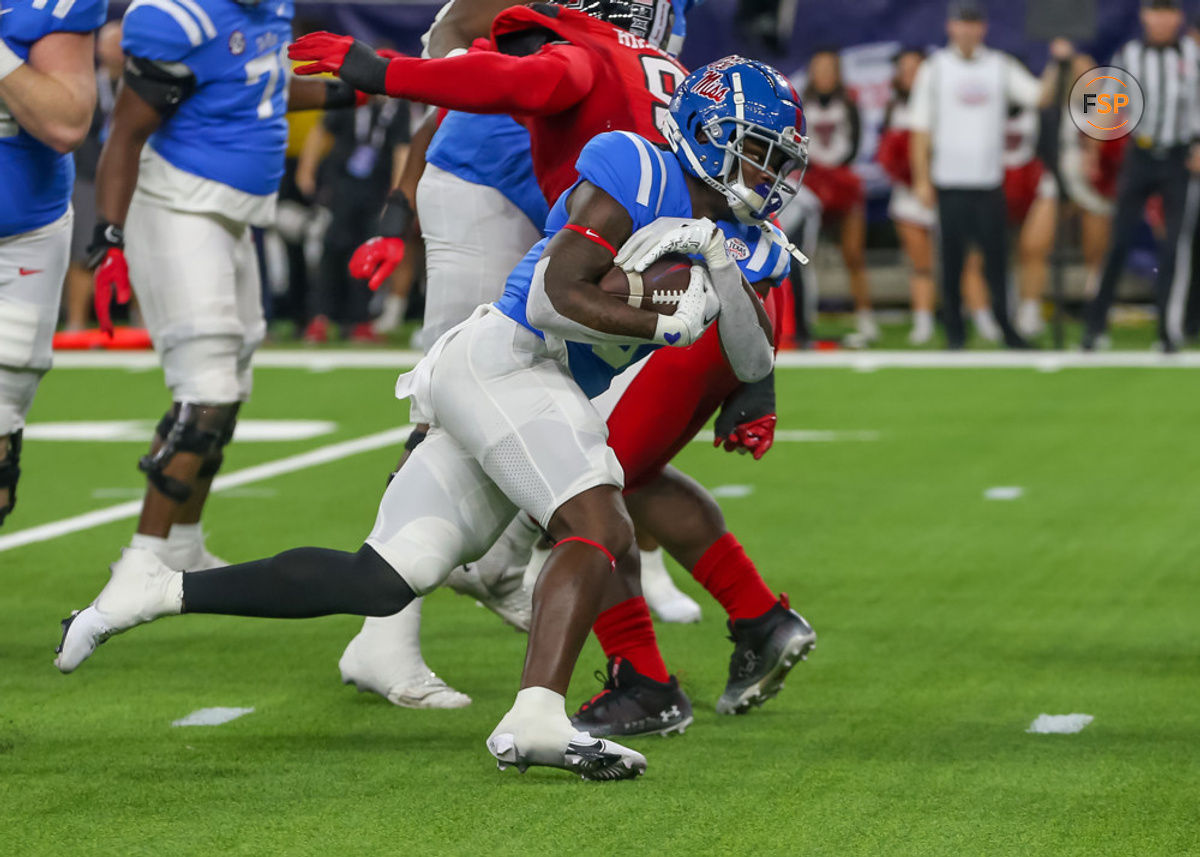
[663,332,681,345]
[661,705,680,721]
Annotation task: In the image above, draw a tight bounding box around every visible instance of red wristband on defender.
[562,224,617,256]
[555,536,617,571]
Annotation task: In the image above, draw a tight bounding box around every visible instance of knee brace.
[139,403,237,502]
[0,429,22,526]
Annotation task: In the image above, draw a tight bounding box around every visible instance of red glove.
[349,236,405,291]
[93,248,131,337]
[715,413,776,460]
[289,32,355,76]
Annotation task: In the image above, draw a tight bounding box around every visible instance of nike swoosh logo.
[19,268,43,276]
[703,309,719,325]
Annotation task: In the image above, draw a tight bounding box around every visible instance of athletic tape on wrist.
[0,39,24,82]
[654,314,688,346]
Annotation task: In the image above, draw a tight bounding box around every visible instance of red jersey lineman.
[288,3,687,205]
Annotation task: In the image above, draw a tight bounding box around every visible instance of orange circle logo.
[1068,66,1145,141]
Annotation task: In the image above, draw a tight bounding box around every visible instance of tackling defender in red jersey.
[288,2,686,204]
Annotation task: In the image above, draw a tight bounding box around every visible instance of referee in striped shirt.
[1084,0,1200,352]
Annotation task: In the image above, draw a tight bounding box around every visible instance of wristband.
[379,189,414,238]
[654,314,688,347]
[85,221,125,270]
[0,39,24,82]
[338,40,389,94]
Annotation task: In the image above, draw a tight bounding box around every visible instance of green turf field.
[2,362,1198,856]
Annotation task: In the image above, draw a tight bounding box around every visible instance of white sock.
[856,309,878,335]
[913,309,934,327]
[130,533,168,558]
[167,523,203,548]
[641,547,668,578]
[505,686,573,739]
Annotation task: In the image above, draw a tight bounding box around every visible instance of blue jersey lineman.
[86,0,358,569]
[0,0,106,527]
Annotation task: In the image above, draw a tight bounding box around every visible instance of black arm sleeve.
[123,55,196,118]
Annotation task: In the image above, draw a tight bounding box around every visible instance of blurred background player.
[801,49,874,347]
[86,0,362,570]
[908,0,1067,349]
[295,93,411,343]
[0,0,105,527]
[1083,0,1200,353]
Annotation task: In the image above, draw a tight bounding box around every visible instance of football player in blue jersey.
[84,0,363,571]
[0,0,107,527]
[337,0,704,712]
[57,57,807,782]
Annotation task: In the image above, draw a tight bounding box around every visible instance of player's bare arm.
[0,31,96,153]
[534,182,654,339]
[94,83,165,230]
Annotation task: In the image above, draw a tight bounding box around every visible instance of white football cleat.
[444,563,532,632]
[55,548,183,673]
[640,548,701,624]
[487,687,646,780]
[338,615,471,709]
[486,726,646,781]
[445,514,540,631]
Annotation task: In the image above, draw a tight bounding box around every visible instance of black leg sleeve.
[181,544,415,618]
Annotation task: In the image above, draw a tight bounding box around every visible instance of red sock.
[591,596,670,683]
[691,532,778,622]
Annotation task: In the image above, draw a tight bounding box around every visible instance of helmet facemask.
[717,118,807,224]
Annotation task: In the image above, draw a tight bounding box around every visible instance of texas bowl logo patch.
[725,237,751,260]
[229,31,246,56]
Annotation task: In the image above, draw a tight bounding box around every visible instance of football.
[598,253,694,315]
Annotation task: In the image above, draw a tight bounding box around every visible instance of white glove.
[654,264,720,347]
[615,217,730,274]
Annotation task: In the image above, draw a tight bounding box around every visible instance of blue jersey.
[121,0,293,196]
[0,0,107,237]
[426,112,549,230]
[495,131,788,399]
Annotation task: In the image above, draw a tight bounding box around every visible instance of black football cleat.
[716,594,816,715]
[571,656,693,738]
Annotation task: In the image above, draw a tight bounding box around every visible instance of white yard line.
[1027,713,1094,734]
[172,707,255,727]
[0,426,413,554]
[48,348,1200,371]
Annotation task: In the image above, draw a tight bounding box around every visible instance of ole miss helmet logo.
[693,68,731,103]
